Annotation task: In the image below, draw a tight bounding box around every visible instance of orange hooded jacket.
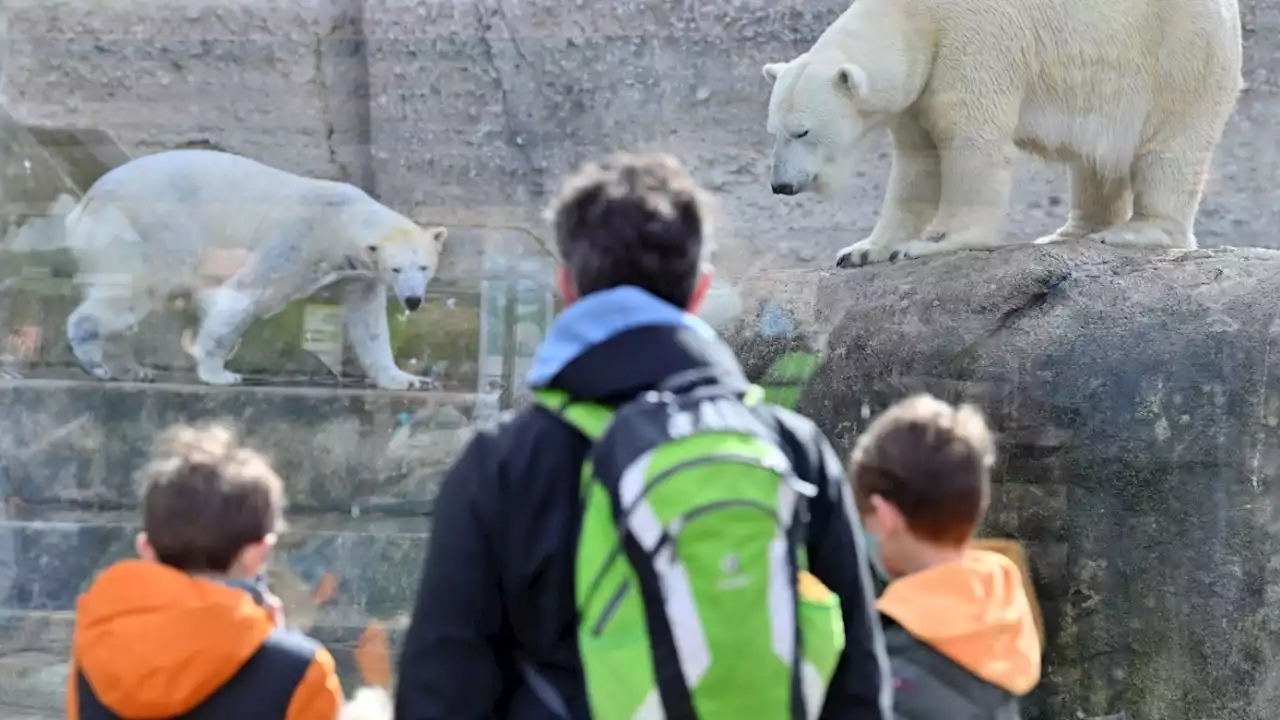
[877,548,1043,699]
[66,559,343,720]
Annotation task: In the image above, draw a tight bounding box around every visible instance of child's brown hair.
[136,422,285,572]
[849,393,996,546]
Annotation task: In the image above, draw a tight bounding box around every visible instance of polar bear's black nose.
[403,296,422,311]
[772,182,798,196]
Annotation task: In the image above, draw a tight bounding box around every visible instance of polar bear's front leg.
[836,116,942,269]
[838,139,1013,268]
[188,286,259,386]
[341,281,430,391]
[928,139,1015,249]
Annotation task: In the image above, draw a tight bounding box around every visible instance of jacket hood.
[876,549,1042,696]
[970,538,1046,649]
[528,285,749,402]
[73,559,275,716]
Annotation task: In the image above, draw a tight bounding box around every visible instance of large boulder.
[746,242,1280,719]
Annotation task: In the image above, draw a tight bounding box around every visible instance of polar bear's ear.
[835,63,870,98]
[762,62,787,81]
[427,226,448,247]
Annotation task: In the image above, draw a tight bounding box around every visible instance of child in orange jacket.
[850,394,1043,719]
[67,422,345,720]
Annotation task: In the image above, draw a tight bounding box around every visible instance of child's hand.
[263,589,288,629]
[340,686,393,720]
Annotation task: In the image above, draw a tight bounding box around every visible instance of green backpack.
[532,370,847,720]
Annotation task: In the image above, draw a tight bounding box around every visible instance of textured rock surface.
[3,0,1279,279]
[785,243,1280,720]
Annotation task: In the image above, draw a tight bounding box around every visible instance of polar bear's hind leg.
[1086,141,1210,250]
[1087,104,1235,251]
[66,292,155,382]
[187,285,259,386]
[1035,162,1133,245]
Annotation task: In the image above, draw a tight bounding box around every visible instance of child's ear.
[235,535,277,579]
[135,532,157,562]
[556,266,579,304]
[868,494,904,534]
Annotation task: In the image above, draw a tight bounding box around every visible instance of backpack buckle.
[788,474,820,499]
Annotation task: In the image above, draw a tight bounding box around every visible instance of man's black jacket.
[394,321,893,720]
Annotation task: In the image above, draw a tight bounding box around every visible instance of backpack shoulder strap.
[534,380,767,440]
[532,388,615,442]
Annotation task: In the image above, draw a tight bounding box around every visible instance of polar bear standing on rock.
[64,149,446,390]
[762,0,1242,268]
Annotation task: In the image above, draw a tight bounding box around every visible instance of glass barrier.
[0,112,580,704]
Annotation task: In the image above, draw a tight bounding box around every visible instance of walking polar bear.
[64,149,447,390]
[762,0,1243,268]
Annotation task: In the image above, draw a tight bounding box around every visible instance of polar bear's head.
[762,53,882,198]
[366,225,447,312]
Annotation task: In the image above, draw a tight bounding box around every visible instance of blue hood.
[526,286,718,388]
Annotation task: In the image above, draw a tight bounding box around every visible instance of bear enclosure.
[2,0,1280,718]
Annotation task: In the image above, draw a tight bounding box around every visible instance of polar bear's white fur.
[64,149,447,390]
[762,0,1243,268]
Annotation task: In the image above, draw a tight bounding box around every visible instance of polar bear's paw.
[835,236,947,268]
[836,240,909,268]
[1034,230,1084,245]
[85,363,113,381]
[197,367,243,386]
[1087,223,1184,249]
[374,369,433,391]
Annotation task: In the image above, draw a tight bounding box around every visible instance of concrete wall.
[8,0,1278,280]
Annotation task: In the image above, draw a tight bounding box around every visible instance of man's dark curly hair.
[545,152,716,307]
